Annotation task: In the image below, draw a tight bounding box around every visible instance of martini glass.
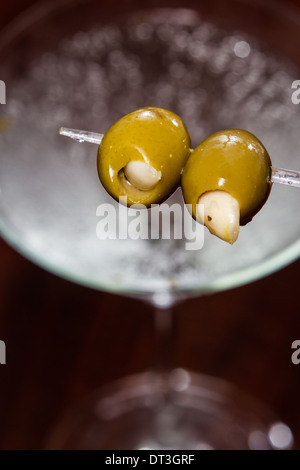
[0,0,300,449]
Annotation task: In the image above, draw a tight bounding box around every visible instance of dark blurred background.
[0,0,300,450]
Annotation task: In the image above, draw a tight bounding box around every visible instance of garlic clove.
[196,190,240,244]
[124,161,162,191]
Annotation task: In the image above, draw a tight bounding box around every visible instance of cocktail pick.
[59,127,300,188]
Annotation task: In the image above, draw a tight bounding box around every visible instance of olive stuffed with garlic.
[97,107,191,207]
[181,129,272,244]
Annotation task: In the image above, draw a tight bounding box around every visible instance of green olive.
[181,129,272,242]
[97,107,191,207]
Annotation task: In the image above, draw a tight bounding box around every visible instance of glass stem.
[153,304,176,373]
